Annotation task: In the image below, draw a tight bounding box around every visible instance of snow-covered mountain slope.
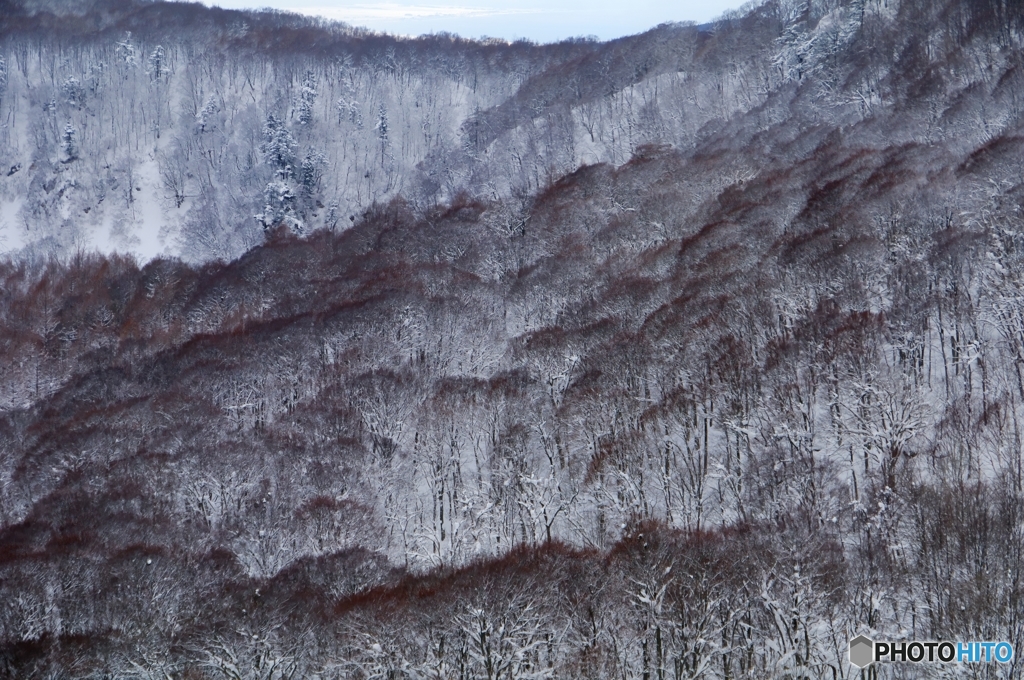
[3,0,1024,676]
[0,0,850,263]
[0,0,593,260]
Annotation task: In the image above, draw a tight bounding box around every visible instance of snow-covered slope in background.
[0,0,809,263]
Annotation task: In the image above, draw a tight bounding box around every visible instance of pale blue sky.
[202,0,753,43]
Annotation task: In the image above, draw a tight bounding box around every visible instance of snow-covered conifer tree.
[61,122,77,162]
[297,70,316,125]
[375,104,389,167]
[299,148,325,198]
[196,97,218,133]
[61,77,83,109]
[261,114,296,177]
[255,179,301,234]
[147,46,167,82]
[115,33,137,74]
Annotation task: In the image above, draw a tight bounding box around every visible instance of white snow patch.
[126,157,169,261]
[92,210,117,255]
[0,197,25,254]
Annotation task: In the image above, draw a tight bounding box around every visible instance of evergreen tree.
[147,46,167,82]
[300,148,326,198]
[375,104,389,167]
[297,70,316,125]
[255,179,301,234]
[61,77,83,109]
[261,114,296,176]
[61,122,77,162]
[196,97,218,133]
[115,32,137,75]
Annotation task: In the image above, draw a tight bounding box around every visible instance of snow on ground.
[98,155,180,262]
[0,197,25,254]
[127,157,173,261]
[92,208,117,256]
[111,154,194,262]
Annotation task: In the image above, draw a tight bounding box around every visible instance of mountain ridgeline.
[2,0,1024,677]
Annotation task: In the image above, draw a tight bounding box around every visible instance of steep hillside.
[2,0,819,262]
[2,0,1024,676]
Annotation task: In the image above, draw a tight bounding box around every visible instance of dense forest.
[0,0,771,261]
[2,0,1024,677]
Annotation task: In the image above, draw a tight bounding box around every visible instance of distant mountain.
[2,0,1024,676]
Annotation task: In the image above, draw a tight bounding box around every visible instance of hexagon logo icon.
[849,635,874,668]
